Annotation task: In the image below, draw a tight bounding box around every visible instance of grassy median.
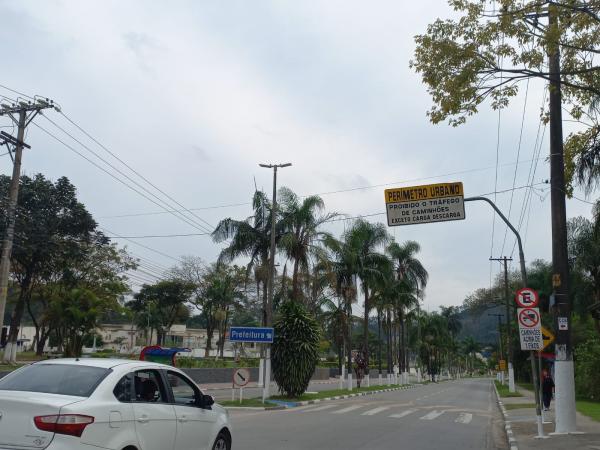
[576,400,600,422]
[494,380,523,397]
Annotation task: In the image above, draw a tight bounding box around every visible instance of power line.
[109,232,211,239]
[37,114,213,234]
[32,121,214,235]
[99,225,182,263]
[500,78,530,255]
[56,110,215,231]
[99,155,552,220]
[100,182,546,238]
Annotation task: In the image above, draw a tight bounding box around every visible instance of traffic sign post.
[515,288,546,438]
[541,326,555,350]
[384,182,465,226]
[228,327,275,404]
[233,368,250,404]
[515,288,540,308]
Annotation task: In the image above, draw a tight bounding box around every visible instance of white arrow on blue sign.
[228,327,274,343]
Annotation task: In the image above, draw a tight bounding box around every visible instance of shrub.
[575,336,600,401]
[272,301,320,398]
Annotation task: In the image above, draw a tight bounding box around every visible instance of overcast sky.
[0,0,593,314]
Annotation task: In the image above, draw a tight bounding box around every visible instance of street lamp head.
[259,164,272,168]
[280,163,292,168]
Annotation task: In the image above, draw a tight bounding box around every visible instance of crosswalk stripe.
[301,404,337,413]
[389,409,417,419]
[361,406,391,416]
[332,405,363,414]
[455,413,473,424]
[420,410,445,420]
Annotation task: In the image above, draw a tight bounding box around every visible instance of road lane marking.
[361,406,391,416]
[455,413,473,424]
[419,410,445,420]
[300,404,337,413]
[332,405,363,414]
[389,409,417,419]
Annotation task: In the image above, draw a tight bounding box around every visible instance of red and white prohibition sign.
[515,288,539,308]
[518,308,540,328]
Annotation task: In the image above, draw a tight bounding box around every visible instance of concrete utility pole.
[547,5,576,434]
[465,196,544,437]
[490,256,515,392]
[258,162,291,401]
[0,98,55,363]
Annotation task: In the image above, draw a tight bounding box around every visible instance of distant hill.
[457,304,506,345]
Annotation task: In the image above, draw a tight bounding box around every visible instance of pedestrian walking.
[542,369,555,411]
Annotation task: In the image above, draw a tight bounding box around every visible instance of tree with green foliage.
[387,240,428,375]
[278,188,337,303]
[213,191,282,326]
[412,0,599,125]
[343,220,391,365]
[0,174,101,363]
[129,280,193,345]
[272,301,320,398]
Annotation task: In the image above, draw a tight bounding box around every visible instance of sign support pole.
[464,196,545,438]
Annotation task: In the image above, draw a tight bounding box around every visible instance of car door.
[132,369,177,450]
[166,370,218,450]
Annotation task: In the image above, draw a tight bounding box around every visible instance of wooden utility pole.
[0,98,55,363]
[547,5,576,433]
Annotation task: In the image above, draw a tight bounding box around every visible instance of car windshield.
[0,364,110,397]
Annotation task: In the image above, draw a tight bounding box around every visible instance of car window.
[113,373,133,402]
[167,371,199,407]
[0,364,109,397]
[134,370,167,403]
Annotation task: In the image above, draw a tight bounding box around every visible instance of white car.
[0,358,232,450]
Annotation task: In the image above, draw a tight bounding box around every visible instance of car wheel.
[212,432,231,450]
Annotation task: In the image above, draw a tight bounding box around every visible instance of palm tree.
[462,336,481,374]
[278,188,337,303]
[319,296,347,375]
[343,220,391,364]
[212,191,279,326]
[326,236,359,371]
[387,240,428,376]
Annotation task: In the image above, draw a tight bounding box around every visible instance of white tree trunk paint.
[347,373,353,391]
[554,358,577,433]
[508,363,515,393]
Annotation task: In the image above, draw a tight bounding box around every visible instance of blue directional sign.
[228,327,274,343]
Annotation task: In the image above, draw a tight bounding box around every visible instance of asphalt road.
[228,378,507,450]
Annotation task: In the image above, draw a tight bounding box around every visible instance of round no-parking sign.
[233,368,250,387]
[515,288,539,308]
[518,308,540,328]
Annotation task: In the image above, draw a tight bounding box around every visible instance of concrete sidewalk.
[498,385,600,449]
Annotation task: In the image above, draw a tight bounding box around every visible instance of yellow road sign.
[499,359,506,371]
[541,325,555,350]
[384,182,465,226]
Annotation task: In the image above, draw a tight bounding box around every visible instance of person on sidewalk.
[542,369,555,411]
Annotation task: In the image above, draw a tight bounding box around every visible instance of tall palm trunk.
[386,309,393,373]
[291,258,300,302]
[377,310,382,374]
[345,292,352,372]
[362,286,369,364]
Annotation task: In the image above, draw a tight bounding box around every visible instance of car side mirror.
[198,394,214,408]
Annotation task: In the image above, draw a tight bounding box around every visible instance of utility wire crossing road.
[228,379,507,450]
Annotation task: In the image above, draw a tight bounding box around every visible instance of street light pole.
[259,162,291,402]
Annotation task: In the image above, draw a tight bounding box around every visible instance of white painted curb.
[294,384,420,406]
[493,382,519,450]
